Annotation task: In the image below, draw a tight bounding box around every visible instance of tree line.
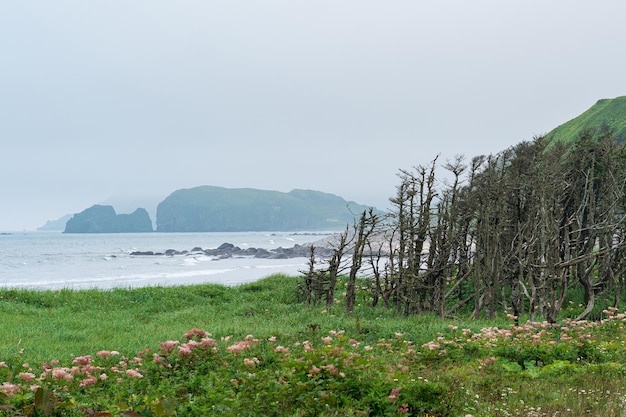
[299,130,626,322]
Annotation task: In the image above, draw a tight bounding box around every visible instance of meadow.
[1,274,626,416]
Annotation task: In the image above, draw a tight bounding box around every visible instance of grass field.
[1,274,626,416]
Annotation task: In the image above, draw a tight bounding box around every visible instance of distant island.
[61,187,380,233]
[64,205,153,233]
[157,187,377,232]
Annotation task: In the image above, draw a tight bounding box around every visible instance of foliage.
[3,276,626,415]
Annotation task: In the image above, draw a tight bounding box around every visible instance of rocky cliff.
[64,205,153,233]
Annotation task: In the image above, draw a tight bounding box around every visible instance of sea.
[0,231,334,290]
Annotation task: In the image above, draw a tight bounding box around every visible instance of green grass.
[1,275,490,365]
[2,274,626,416]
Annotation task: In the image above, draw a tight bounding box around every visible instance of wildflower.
[395,332,404,339]
[321,364,340,375]
[96,350,111,359]
[422,341,440,351]
[178,345,193,357]
[397,403,409,413]
[268,336,277,342]
[388,387,402,402]
[226,341,252,354]
[243,357,259,367]
[125,369,143,379]
[274,345,290,354]
[160,340,179,354]
[307,365,322,377]
[184,328,210,340]
[0,382,20,398]
[18,372,36,382]
[52,368,74,382]
[322,336,332,345]
[72,355,93,366]
[79,376,98,387]
[99,373,108,381]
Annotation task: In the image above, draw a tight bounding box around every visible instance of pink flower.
[178,344,194,357]
[79,376,98,387]
[322,336,332,345]
[200,337,217,348]
[18,372,37,382]
[274,345,290,354]
[160,340,180,354]
[96,350,111,359]
[184,328,210,340]
[243,357,259,367]
[422,341,440,351]
[0,382,20,397]
[268,336,277,342]
[388,387,402,402]
[307,365,322,377]
[52,368,74,382]
[226,341,252,354]
[125,369,143,379]
[72,355,93,366]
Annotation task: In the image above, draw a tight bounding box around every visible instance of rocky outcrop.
[64,205,153,233]
[130,242,335,259]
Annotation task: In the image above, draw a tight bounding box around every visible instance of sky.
[1,1,625,231]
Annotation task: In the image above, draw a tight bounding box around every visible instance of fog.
[1,1,625,230]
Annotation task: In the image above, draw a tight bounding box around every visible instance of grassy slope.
[544,96,626,144]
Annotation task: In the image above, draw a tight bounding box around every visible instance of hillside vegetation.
[544,96,626,144]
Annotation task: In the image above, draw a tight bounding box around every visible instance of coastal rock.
[125,240,341,261]
[64,205,153,233]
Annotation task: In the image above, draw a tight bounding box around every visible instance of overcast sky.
[1,1,625,231]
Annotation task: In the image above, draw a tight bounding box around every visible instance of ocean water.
[0,231,331,290]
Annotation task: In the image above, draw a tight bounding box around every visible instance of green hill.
[544,96,626,144]
[156,186,379,232]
